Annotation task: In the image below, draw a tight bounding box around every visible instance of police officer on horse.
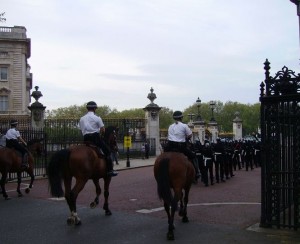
[79,101,118,177]
[5,120,28,169]
[164,111,200,179]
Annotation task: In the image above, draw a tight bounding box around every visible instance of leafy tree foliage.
[182,101,260,135]
[45,101,260,135]
[158,107,173,129]
[45,104,115,119]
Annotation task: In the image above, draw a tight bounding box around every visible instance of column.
[233,112,243,141]
[143,87,161,156]
[28,86,46,129]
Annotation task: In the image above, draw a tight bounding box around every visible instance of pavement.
[113,157,154,171]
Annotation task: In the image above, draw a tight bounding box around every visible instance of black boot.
[106,157,118,177]
[21,153,29,169]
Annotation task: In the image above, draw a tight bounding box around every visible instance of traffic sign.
[124,136,132,148]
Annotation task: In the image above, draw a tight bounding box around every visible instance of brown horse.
[0,138,44,200]
[154,152,195,240]
[47,127,116,226]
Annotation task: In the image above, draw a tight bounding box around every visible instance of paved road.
[1,158,299,243]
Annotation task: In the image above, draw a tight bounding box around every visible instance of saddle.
[84,142,104,158]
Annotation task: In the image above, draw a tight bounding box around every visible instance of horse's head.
[104,126,118,143]
[27,138,44,156]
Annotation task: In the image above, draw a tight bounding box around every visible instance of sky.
[1,0,300,112]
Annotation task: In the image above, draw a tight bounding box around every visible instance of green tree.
[44,101,261,136]
[45,104,115,119]
[159,107,173,129]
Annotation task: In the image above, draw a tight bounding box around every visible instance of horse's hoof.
[90,202,97,209]
[5,196,11,200]
[75,219,82,226]
[67,217,75,226]
[18,193,23,198]
[25,188,30,194]
[167,231,175,241]
[182,216,189,223]
[105,210,112,216]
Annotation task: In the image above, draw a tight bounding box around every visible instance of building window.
[0,95,8,112]
[0,67,8,81]
[0,51,8,57]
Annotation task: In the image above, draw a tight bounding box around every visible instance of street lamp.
[194,97,202,120]
[290,0,300,47]
[123,119,131,167]
[188,113,195,121]
[209,100,216,121]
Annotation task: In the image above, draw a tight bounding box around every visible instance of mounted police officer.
[5,120,28,169]
[79,101,118,177]
[164,111,200,179]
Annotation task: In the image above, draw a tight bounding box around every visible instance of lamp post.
[187,113,195,128]
[195,97,202,120]
[209,100,216,121]
[290,0,300,47]
[188,113,195,121]
[123,119,131,167]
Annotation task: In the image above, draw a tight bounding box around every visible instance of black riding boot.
[106,157,118,177]
[21,153,29,169]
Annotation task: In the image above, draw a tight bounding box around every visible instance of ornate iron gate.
[260,59,300,230]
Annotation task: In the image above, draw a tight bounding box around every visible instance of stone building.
[0,26,32,116]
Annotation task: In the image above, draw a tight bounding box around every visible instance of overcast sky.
[2,0,300,111]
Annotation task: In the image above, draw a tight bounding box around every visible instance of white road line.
[48,197,66,201]
[5,183,29,193]
[136,202,261,214]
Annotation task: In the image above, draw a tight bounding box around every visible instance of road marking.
[4,183,29,193]
[136,202,261,214]
[48,197,65,201]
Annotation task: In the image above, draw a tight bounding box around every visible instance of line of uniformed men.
[190,138,261,186]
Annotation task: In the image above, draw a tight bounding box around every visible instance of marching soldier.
[213,138,226,183]
[201,140,215,186]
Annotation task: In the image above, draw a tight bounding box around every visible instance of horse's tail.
[47,149,71,197]
[156,158,177,209]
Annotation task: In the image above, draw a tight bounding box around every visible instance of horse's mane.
[27,138,43,146]
[104,126,118,142]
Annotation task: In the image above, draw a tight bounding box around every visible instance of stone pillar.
[208,120,218,143]
[28,86,46,129]
[193,118,206,144]
[143,87,161,156]
[233,112,243,141]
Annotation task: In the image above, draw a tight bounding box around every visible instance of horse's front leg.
[16,172,23,197]
[0,172,10,200]
[103,177,112,215]
[90,178,101,209]
[25,168,35,194]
